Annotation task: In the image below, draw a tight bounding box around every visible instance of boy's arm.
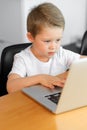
[7,73,66,93]
[7,74,42,93]
[56,71,69,80]
[80,55,87,58]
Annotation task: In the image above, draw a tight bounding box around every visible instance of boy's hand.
[39,74,66,89]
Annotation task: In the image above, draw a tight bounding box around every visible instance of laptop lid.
[56,58,87,114]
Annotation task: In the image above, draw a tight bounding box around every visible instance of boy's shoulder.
[15,46,32,58]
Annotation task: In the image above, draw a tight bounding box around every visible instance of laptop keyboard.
[45,92,61,104]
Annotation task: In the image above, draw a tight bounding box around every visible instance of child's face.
[27,26,63,62]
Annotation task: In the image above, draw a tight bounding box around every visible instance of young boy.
[7,2,85,93]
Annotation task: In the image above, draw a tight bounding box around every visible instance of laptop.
[22,58,87,114]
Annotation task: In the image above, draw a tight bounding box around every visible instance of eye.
[44,40,50,43]
[56,39,61,43]
[57,39,61,42]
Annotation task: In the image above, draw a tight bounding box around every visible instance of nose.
[49,42,56,50]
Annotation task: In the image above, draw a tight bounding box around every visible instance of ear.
[26,32,34,42]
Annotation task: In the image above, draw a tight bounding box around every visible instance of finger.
[44,84,55,89]
[53,81,65,87]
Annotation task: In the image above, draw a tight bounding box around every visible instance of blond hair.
[27,2,65,37]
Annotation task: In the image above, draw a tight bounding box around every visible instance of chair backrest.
[80,31,87,55]
[0,43,32,96]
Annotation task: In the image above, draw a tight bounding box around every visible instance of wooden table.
[0,91,87,130]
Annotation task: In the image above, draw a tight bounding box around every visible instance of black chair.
[80,31,87,55]
[0,43,32,96]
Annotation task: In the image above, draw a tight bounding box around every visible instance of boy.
[7,2,85,93]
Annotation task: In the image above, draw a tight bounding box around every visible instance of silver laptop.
[22,58,87,114]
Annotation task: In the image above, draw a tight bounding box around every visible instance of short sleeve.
[58,47,80,69]
[9,54,27,77]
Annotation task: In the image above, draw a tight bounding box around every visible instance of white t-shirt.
[10,46,80,77]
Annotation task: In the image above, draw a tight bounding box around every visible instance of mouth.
[48,52,55,56]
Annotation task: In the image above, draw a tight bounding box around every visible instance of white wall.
[0,0,87,49]
[0,0,24,57]
[0,0,24,43]
[22,0,87,45]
